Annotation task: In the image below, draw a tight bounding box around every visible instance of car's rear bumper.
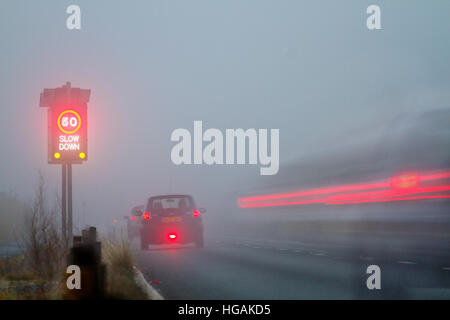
[141,222,202,244]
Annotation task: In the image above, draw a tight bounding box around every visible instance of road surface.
[134,218,450,299]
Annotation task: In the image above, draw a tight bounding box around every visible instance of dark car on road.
[140,194,205,250]
[126,205,144,240]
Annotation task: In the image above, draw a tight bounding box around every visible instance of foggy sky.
[1,0,449,228]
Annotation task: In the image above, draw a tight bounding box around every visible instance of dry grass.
[102,237,148,299]
[0,173,67,299]
[1,172,148,300]
[0,236,148,300]
[21,173,67,289]
[0,255,50,300]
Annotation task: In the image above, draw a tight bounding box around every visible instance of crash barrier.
[65,226,106,299]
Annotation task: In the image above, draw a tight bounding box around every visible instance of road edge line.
[133,266,164,300]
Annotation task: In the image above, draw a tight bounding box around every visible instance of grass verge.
[102,237,149,299]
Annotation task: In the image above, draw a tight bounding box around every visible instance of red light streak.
[239,199,328,208]
[420,171,450,182]
[390,172,420,189]
[240,180,390,203]
[327,185,450,202]
[238,170,450,208]
[327,195,450,205]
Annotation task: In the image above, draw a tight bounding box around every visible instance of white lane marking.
[133,267,164,300]
[397,261,417,265]
[442,267,450,271]
[292,249,304,253]
[252,246,261,249]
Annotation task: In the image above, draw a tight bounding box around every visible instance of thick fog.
[1,0,449,230]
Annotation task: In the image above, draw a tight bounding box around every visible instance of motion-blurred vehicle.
[140,194,205,250]
[238,108,450,213]
[125,205,144,240]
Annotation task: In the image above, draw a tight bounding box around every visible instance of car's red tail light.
[168,233,177,239]
[143,212,151,220]
[193,210,200,218]
[130,216,136,221]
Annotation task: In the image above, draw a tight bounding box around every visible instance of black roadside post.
[66,226,106,299]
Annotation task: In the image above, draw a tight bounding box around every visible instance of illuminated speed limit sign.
[49,106,88,163]
[58,110,82,134]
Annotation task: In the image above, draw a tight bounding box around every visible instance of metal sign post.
[62,163,67,239]
[67,163,73,245]
[40,82,90,245]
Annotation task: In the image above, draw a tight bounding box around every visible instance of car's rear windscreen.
[147,196,194,212]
